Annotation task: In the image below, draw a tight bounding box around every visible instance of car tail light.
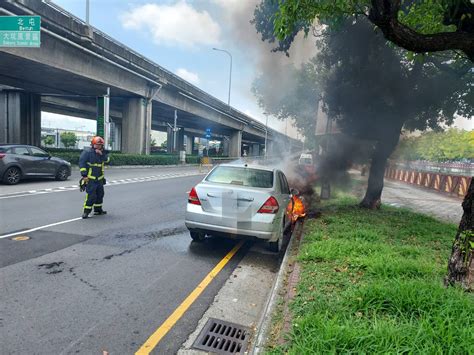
[258,196,279,214]
[188,187,201,205]
[0,153,5,159]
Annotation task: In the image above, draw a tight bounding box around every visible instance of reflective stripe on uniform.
[83,193,92,210]
[93,204,102,207]
[87,162,102,167]
[80,168,87,172]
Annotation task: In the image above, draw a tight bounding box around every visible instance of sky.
[41,0,472,135]
[42,0,319,137]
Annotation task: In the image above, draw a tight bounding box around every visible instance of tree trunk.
[360,126,402,209]
[445,179,474,291]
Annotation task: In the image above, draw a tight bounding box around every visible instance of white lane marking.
[0,172,204,200]
[0,217,83,239]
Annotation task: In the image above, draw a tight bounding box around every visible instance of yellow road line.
[135,240,244,355]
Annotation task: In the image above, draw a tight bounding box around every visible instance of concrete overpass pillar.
[222,138,229,156]
[185,135,194,155]
[267,140,274,157]
[0,91,41,145]
[122,97,148,154]
[251,144,260,156]
[229,130,242,158]
[167,128,184,153]
[176,130,185,152]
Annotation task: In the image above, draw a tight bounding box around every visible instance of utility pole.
[173,110,178,153]
[212,48,232,107]
[86,0,90,25]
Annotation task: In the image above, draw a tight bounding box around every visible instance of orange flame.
[286,195,306,223]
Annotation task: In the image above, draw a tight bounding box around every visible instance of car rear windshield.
[206,166,273,188]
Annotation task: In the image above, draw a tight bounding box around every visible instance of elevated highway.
[0,0,301,156]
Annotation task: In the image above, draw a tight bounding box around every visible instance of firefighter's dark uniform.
[79,147,110,215]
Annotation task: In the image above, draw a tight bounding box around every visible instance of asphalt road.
[0,167,256,354]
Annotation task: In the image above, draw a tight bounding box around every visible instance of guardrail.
[385,166,471,199]
[391,160,474,176]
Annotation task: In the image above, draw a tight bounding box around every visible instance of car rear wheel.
[55,166,69,181]
[3,167,21,185]
[268,221,284,253]
[190,231,206,242]
[268,235,282,253]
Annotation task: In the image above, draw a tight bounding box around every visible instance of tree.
[269,0,474,61]
[254,15,472,208]
[394,129,474,162]
[151,138,157,147]
[42,135,55,147]
[60,131,78,149]
[254,0,474,289]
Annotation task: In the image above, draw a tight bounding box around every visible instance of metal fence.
[385,166,472,199]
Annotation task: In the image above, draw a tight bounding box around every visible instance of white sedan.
[185,163,293,252]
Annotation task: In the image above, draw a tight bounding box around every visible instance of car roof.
[0,144,32,147]
[217,162,276,172]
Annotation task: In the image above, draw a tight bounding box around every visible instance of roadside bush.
[44,149,198,166]
[108,154,179,166]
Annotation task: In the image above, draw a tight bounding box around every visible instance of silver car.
[185,163,292,252]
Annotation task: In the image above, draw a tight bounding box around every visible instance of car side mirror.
[290,188,300,196]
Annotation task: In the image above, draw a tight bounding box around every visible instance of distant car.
[185,163,293,252]
[0,144,71,185]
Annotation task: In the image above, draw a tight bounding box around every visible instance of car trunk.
[196,182,273,222]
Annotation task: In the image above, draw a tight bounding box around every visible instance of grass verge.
[267,192,474,354]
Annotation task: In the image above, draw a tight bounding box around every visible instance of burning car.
[185,163,294,252]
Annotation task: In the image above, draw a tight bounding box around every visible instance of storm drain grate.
[192,318,251,354]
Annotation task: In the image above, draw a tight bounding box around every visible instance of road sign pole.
[104,87,110,150]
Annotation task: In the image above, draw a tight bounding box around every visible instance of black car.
[0,144,71,185]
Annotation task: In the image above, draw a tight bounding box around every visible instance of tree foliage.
[42,135,55,146]
[394,129,474,161]
[60,131,78,149]
[268,0,474,61]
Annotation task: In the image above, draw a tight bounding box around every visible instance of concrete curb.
[251,221,303,354]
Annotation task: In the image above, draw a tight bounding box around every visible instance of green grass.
[267,194,474,354]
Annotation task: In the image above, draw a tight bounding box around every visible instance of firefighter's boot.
[94,208,107,215]
[82,211,90,219]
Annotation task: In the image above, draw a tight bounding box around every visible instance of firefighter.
[79,136,110,219]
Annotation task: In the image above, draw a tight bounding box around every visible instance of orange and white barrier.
[385,166,471,199]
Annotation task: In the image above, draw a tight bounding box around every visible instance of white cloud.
[175,68,200,84]
[210,0,250,12]
[121,1,221,48]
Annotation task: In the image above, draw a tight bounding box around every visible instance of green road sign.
[0,16,41,47]
[97,97,105,138]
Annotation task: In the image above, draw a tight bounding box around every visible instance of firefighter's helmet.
[91,136,105,146]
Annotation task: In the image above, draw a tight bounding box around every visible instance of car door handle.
[238,197,254,202]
